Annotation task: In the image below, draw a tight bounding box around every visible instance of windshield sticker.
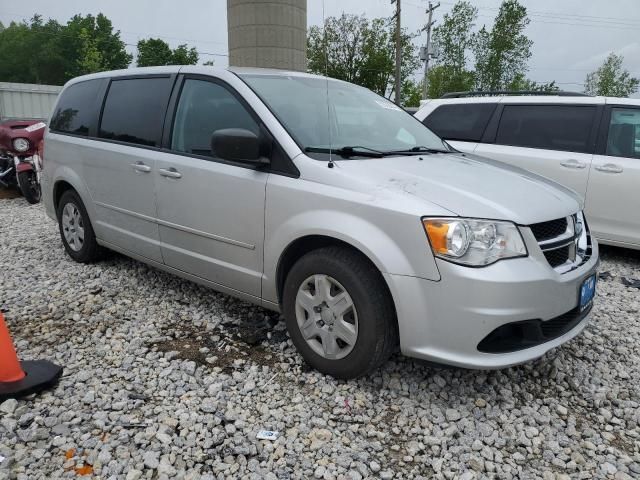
[25,122,46,132]
[375,99,402,111]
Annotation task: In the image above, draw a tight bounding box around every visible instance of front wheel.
[282,246,397,379]
[17,171,41,204]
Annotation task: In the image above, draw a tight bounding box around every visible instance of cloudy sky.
[2,0,639,94]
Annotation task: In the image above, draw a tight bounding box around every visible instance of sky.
[2,0,639,95]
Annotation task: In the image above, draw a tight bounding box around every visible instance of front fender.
[16,161,33,173]
[263,208,441,304]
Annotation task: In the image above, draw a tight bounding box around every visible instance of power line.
[474,12,640,31]
[404,0,640,30]
[435,1,640,27]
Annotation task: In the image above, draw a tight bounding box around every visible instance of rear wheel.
[282,246,397,379]
[57,190,102,263]
[17,171,41,204]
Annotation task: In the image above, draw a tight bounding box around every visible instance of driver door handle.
[595,163,623,174]
[560,159,586,169]
[131,161,151,173]
[158,167,182,179]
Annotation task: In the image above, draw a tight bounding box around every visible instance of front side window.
[171,79,259,157]
[99,77,172,147]
[50,79,102,136]
[238,73,449,158]
[496,105,596,153]
[606,108,640,159]
[423,103,496,142]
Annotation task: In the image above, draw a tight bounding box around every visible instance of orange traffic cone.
[0,313,26,383]
[0,312,63,400]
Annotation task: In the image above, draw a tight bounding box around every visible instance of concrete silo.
[227,0,307,72]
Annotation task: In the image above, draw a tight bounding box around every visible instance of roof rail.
[440,90,590,99]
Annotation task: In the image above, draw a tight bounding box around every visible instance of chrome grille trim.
[529,212,592,274]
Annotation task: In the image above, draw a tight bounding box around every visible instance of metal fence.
[0,82,62,122]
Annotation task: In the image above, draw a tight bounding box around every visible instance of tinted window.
[496,105,596,153]
[99,77,172,147]
[423,103,496,142]
[171,79,259,157]
[606,108,640,159]
[50,80,102,136]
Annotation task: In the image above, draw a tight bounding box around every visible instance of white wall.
[0,83,62,121]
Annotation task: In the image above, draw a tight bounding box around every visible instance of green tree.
[170,44,198,65]
[136,38,198,66]
[428,1,477,98]
[427,65,475,98]
[62,13,132,78]
[472,0,532,91]
[0,15,67,84]
[0,13,131,84]
[307,14,420,100]
[76,28,104,75]
[136,38,172,66]
[402,79,423,107]
[584,53,639,97]
[507,73,559,92]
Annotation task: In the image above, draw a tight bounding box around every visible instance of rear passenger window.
[99,77,172,147]
[606,108,640,159]
[50,80,102,136]
[171,79,259,157]
[423,104,496,142]
[496,105,596,153]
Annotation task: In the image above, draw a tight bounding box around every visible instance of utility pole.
[392,0,402,105]
[421,1,440,99]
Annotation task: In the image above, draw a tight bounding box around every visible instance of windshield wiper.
[304,146,385,158]
[383,146,454,155]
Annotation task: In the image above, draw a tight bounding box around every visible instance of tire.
[17,171,41,204]
[282,246,397,379]
[56,190,102,263]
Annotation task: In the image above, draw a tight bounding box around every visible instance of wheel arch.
[50,169,96,224]
[53,179,76,212]
[275,235,396,319]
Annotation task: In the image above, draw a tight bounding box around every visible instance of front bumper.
[386,239,599,369]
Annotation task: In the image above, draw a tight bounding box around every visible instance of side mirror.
[211,128,270,165]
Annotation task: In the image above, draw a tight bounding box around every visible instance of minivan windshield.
[238,73,450,159]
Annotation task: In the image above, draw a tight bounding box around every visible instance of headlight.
[13,138,30,152]
[422,217,527,266]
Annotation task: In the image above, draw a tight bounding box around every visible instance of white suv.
[415,93,640,250]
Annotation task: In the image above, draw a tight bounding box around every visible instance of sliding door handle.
[560,159,586,169]
[131,161,151,173]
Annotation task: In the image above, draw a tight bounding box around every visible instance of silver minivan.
[42,66,599,378]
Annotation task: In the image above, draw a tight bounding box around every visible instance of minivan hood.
[334,152,582,225]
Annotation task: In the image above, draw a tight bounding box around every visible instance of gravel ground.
[0,198,639,480]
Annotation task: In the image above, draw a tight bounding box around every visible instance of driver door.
[154,76,268,297]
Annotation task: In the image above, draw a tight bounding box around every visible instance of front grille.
[527,213,592,273]
[530,218,568,242]
[477,303,592,353]
[544,245,571,268]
